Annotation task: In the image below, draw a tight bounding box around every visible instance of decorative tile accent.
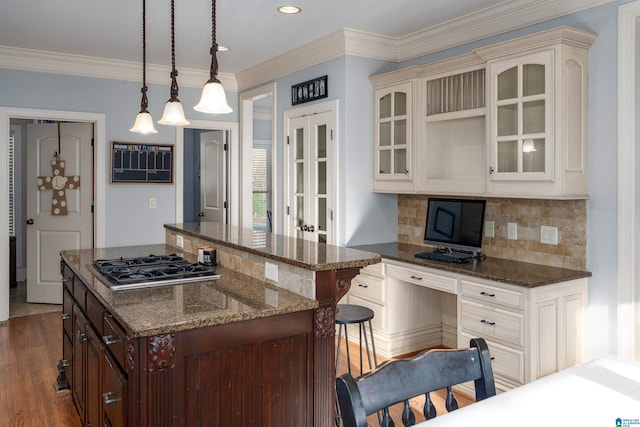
[398,195,587,270]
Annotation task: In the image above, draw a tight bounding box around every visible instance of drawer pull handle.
[358,283,368,288]
[410,275,423,280]
[60,359,71,368]
[76,331,86,343]
[62,277,72,283]
[102,392,122,405]
[61,313,71,320]
[480,319,496,326]
[102,335,123,346]
[480,291,495,297]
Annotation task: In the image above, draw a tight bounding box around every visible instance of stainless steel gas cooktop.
[90,254,220,290]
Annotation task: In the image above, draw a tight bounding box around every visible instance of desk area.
[348,242,591,392]
[420,356,640,425]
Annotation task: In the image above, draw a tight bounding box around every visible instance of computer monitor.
[423,198,486,256]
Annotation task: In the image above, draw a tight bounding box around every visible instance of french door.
[286,109,335,244]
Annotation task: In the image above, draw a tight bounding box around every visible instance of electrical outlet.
[484,221,495,238]
[540,226,558,245]
[149,197,157,209]
[507,222,518,240]
[176,235,184,248]
[265,262,278,282]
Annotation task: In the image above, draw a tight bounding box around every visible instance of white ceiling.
[0,0,610,77]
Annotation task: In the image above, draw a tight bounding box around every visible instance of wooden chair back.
[336,338,496,426]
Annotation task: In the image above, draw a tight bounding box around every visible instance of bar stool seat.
[335,304,378,377]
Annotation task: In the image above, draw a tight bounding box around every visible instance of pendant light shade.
[194,0,232,114]
[130,0,158,134]
[158,0,190,126]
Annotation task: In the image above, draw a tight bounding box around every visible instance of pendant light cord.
[207,0,221,84]
[168,0,180,101]
[140,0,149,113]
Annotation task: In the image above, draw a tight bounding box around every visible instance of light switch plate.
[484,221,495,238]
[507,222,517,240]
[540,226,558,245]
[149,197,157,209]
[265,262,279,282]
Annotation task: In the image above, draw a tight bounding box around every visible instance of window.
[252,144,272,233]
[9,130,15,236]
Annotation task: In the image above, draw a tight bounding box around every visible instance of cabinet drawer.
[73,279,86,312]
[361,262,385,277]
[86,292,104,336]
[461,332,524,385]
[62,265,74,293]
[461,280,525,310]
[63,288,74,338]
[460,299,524,346]
[350,274,384,304]
[103,312,127,370]
[387,264,457,294]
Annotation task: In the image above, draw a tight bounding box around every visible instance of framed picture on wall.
[110,141,174,184]
[291,75,328,105]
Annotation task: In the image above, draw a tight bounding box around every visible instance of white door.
[26,122,93,304]
[199,130,227,223]
[286,111,334,244]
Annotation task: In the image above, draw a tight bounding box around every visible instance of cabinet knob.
[102,391,122,405]
[61,313,71,320]
[102,335,123,346]
[76,331,86,343]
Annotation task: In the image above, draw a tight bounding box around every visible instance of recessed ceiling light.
[278,5,301,14]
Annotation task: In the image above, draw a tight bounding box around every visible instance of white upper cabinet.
[369,26,596,199]
[477,26,596,198]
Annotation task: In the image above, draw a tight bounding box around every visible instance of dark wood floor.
[0,311,471,427]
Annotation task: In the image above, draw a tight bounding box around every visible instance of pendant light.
[158,0,190,125]
[130,0,158,134]
[194,0,232,114]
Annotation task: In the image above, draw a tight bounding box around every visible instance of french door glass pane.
[318,198,327,231]
[497,66,518,100]
[394,149,407,174]
[523,138,545,172]
[497,140,518,173]
[380,93,392,119]
[523,100,545,134]
[317,161,326,195]
[317,124,327,158]
[523,64,545,96]
[497,104,518,136]
[379,122,391,146]
[295,128,304,160]
[394,92,406,116]
[296,162,304,193]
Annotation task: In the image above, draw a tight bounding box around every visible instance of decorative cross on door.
[37,153,81,216]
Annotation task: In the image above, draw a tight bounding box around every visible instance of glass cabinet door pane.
[394,92,407,116]
[523,100,545,134]
[295,128,304,160]
[523,138,545,172]
[317,198,327,232]
[379,150,391,174]
[394,148,407,174]
[379,122,391,146]
[379,93,392,119]
[317,124,327,158]
[296,163,304,193]
[497,104,518,136]
[393,119,406,146]
[523,64,545,96]
[317,161,326,195]
[497,67,518,100]
[497,140,518,173]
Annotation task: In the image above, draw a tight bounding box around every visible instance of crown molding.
[0,45,237,91]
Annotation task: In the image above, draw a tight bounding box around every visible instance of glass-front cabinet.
[490,51,552,181]
[372,80,415,192]
[479,26,596,198]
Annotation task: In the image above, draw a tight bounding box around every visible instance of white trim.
[617,1,640,361]
[0,107,106,322]
[239,84,277,232]
[175,120,240,226]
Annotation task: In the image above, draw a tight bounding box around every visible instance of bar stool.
[335,304,378,377]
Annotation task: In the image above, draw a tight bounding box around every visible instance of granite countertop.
[165,222,381,271]
[350,242,592,288]
[61,244,319,337]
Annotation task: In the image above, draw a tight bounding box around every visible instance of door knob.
[308,225,315,232]
[198,212,205,217]
[26,219,34,225]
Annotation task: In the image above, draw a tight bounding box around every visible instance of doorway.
[0,107,106,322]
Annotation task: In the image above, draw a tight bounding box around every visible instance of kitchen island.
[59,229,379,426]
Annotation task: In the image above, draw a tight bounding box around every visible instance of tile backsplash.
[398,195,587,270]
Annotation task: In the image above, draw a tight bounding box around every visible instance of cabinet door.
[86,326,103,427]
[488,51,553,182]
[374,82,413,187]
[72,304,87,424]
[103,352,127,427]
